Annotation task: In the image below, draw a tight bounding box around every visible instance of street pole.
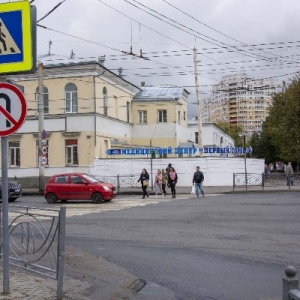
[38,63,45,192]
[0,76,9,294]
[244,135,248,190]
[150,139,153,191]
[193,47,203,156]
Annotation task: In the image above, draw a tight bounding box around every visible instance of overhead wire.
[94,0,253,75]
[121,0,272,62]
[37,0,67,23]
[161,0,280,59]
[34,1,299,91]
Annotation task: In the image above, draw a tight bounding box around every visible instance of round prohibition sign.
[0,83,27,137]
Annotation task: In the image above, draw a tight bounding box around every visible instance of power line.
[161,0,279,59]
[37,0,67,23]
[122,0,272,62]
[95,0,192,50]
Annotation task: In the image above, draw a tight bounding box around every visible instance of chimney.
[141,81,145,86]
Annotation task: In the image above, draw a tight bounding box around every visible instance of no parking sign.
[0,83,27,136]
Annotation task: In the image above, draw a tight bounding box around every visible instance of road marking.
[9,194,223,222]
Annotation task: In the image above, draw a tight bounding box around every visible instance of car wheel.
[9,198,17,202]
[61,200,67,203]
[46,193,58,204]
[91,192,104,204]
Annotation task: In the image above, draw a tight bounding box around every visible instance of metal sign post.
[0,83,27,294]
[0,1,36,295]
[1,136,9,294]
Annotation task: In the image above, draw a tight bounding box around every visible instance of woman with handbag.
[154,169,163,198]
[168,167,178,198]
[138,168,150,199]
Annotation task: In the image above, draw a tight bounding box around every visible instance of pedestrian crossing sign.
[0,1,32,73]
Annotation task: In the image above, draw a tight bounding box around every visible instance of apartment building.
[202,74,276,139]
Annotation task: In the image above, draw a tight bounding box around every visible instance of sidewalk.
[22,185,300,197]
[0,245,175,300]
[2,185,299,300]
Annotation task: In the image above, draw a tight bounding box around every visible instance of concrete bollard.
[283,266,298,300]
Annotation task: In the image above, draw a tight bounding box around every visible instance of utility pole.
[244,135,248,190]
[193,47,203,156]
[38,63,45,192]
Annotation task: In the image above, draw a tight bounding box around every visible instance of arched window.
[35,86,49,114]
[65,83,78,113]
[103,87,108,116]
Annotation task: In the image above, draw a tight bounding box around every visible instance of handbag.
[143,180,149,187]
[191,185,195,194]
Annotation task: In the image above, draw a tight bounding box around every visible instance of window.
[35,86,49,114]
[138,110,147,124]
[183,111,186,120]
[54,176,68,183]
[9,142,20,167]
[195,132,199,144]
[70,175,84,184]
[103,87,108,116]
[36,140,49,165]
[66,139,78,165]
[65,83,78,113]
[178,111,181,125]
[158,110,167,123]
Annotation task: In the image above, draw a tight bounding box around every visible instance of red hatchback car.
[44,173,117,204]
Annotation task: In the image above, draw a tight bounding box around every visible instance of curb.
[126,278,147,292]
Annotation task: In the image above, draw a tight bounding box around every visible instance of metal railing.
[233,173,299,191]
[0,205,66,300]
[233,173,263,191]
[94,174,141,193]
[283,266,300,300]
[264,172,299,189]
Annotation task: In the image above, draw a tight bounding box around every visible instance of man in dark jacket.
[192,166,204,198]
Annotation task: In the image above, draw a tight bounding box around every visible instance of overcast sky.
[3,0,300,116]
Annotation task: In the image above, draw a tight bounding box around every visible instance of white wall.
[9,157,264,186]
[91,157,264,186]
[187,122,235,148]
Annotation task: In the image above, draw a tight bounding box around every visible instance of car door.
[69,175,90,200]
[53,175,70,200]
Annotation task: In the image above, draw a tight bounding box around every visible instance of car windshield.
[82,174,99,183]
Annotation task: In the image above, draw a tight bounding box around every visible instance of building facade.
[188,117,234,148]
[202,74,277,139]
[0,54,193,177]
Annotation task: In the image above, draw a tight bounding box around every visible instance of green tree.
[263,77,300,162]
[215,121,244,147]
[248,129,280,162]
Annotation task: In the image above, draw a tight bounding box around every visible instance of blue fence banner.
[106,146,252,156]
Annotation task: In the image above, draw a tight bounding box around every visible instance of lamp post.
[150,139,153,191]
[243,135,248,190]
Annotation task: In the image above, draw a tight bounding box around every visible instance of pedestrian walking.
[161,169,168,196]
[154,169,163,198]
[285,162,294,186]
[192,166,204,198]
[168,167,178,198]
[138,168,150,199]
[166,163,172,175]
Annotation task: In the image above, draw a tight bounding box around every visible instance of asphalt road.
[17,192,300,300]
